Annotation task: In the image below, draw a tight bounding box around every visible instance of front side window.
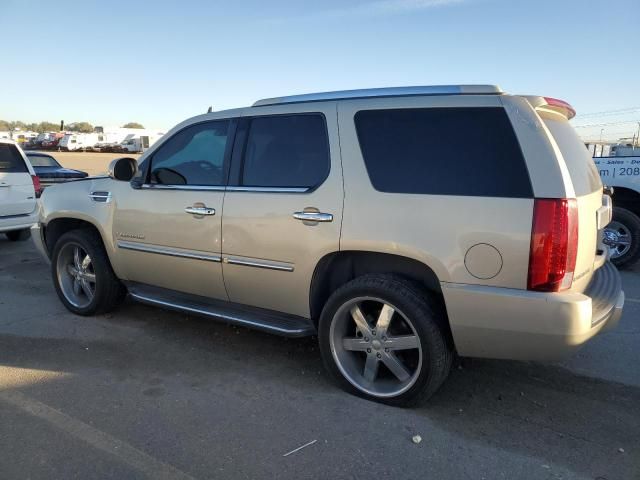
[149,120,229,186]
[241,114,329,188]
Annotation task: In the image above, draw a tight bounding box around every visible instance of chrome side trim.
[140,184,226,191]
[139,184,308,193]
[128,292,309,335]
[117,240,221,262]
[225,186,309,193]
[253,85,503,107]
[224,257,294,272]
[89,191,112,203]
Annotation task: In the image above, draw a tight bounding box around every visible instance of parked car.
[31,85,624,405]
[26,152,88,188]
[593,156,640,268]
[0,139,40,241]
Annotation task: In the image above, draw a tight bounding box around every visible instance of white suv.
[0,140,40,241]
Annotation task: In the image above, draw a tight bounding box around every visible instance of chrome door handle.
[293,211,333,222]
[185,206,216,216]
[0,183,9,187]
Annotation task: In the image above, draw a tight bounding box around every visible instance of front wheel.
[52,229,126,315]
[318,274,453,407]
[606,207,640,269]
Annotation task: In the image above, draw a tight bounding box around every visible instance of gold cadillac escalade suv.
[32,85,624,405]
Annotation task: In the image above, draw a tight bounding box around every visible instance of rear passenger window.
[241,114,329,188]
[0,144,28,173]
[355,108,533,198]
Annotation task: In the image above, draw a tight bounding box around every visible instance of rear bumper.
[0,211,38,233]
[442,262,624,361]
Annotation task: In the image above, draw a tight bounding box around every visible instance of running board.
[126,282,316,338]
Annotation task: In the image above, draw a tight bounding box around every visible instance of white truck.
[117,132,164,153]
[594,155,640,267]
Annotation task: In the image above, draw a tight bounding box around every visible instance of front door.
[112,119,233,300]
[221,104,343,318]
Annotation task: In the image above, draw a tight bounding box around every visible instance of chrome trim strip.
[225,257,294,272]
[128,292,308,335]
[117,240,221,262]
[140,184,226,191]
[139,184,308,193]
[253,85,503,107]
[225,186,309,193]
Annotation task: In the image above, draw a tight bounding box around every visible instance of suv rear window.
[542,115,601,196]
[355,108,533,198]
[0,144,28,173]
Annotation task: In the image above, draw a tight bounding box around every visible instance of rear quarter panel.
[337,95,534,288]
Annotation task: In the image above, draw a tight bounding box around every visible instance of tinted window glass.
[0,144,28,172]
[542,116,601,196]
[355,108,533,198]
[27,154,59,167]
[150,121,229,186]
[241,115,329,188]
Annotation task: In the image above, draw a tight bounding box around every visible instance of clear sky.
[2,0,638,140]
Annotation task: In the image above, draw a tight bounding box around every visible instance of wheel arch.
[309,251,444,326]
[43,216,108,257]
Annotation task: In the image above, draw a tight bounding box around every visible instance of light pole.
[600,128,604,142]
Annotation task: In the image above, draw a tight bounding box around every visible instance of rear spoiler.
[521,95,576,120]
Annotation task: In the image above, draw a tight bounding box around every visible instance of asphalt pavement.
[0,237,638,479]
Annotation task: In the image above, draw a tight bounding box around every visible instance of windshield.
[543,114,602,196]
[27,154,60,167]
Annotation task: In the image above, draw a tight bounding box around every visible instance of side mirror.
[108,157,138,181]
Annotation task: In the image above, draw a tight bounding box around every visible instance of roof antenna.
[207,106,213,113]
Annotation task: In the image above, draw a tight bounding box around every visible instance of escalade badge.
[118,232,145,240]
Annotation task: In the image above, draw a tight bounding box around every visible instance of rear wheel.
[606,207,640,269]
[6,229,31,241]
[52,229,126,315]
[318,274,453,406]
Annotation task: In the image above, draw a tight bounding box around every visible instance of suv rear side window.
[0,144,28,173]
[241,114,329,188]
[355,108,533,198]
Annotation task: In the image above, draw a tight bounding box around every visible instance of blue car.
[26,152,88,188]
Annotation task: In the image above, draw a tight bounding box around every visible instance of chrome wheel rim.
[329,297,422,398]
[56,243,96,308]
[604,221,632,259]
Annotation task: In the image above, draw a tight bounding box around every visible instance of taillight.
[527,198,578,292]
[31,175,42,198]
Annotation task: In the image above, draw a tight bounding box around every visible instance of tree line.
[0,120,145,133]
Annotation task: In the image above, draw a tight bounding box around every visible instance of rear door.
[540,111,604,291]
[0,142,36,217]
[221,104,343,318]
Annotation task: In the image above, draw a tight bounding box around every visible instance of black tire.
[51,229,126,315]
[318,274,453,407]
[6,229,31,241]
[608,207,640,269]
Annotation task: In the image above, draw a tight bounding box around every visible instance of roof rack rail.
[253,85,503,107]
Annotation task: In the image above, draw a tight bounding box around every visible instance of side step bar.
[126,282,316,338]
